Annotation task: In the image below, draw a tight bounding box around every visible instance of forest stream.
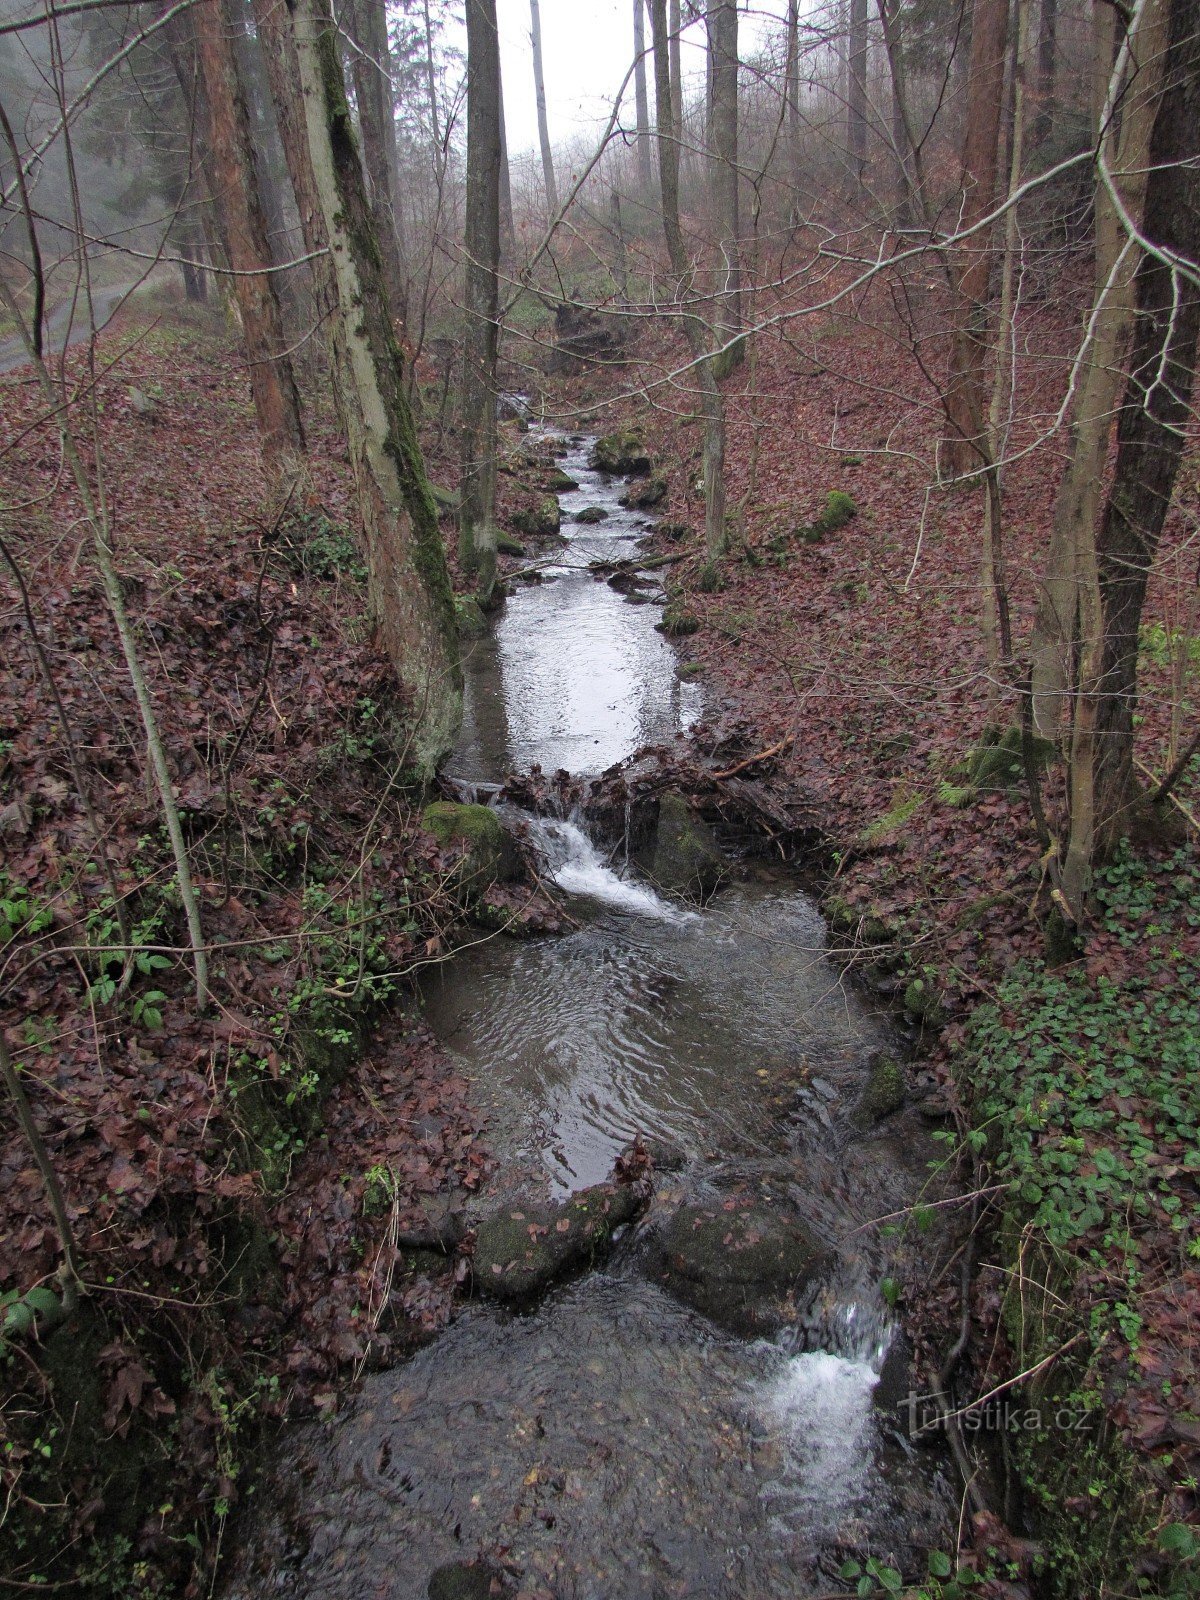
[221,426,957,1598]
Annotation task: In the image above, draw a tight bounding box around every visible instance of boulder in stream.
[423,802,520,891]
[651,1195,829,1336]
[637,793,726,902]
[620,474,668,510]
[473,1181,647,1302]
[510,497,561,538]
[852,1051,907,1128]
[590,430,652,476]
[575,505,609,524]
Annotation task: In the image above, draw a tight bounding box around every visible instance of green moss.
[854,1054,906,1126]
[710,335,746,381]
[455,595,488,637]
[862,789,922,844]
[658,603,700,637]
[968,724,1057,790]
[423,801,517,891]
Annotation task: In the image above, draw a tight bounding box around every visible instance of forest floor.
[1,275,1199,1597]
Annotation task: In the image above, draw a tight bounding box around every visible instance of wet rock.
[423,802,520,891]
[544,467,579,492]
[395,1196,467,1253]
[455,596,488,638]
[574,505,609,524]
[852,1052,907,1128]
[496,530,527,557]
[637,794,725,902]
[902,972,947,1028]
[620,474,668,510]
[473,1182,647,1302]
[657,603,700,637]
[652,1196,828,1335]
[590,430,651,476]
[510,498,561,538]
[428,1559,510,1599]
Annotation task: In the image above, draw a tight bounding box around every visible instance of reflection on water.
[449,435,701,781]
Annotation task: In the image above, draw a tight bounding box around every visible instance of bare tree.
[707,0,741,363]
[192,0,304,476]
[634,0,653,191]
[346,0,409,329]
[460,0,502,600]
[847,0,868,181]
[529,0,557,214]
[287,0,461,774]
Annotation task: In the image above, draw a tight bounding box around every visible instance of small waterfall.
[522,813,694,924]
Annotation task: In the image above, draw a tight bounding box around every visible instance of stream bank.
[219,423,961,1598]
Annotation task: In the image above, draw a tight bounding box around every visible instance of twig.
[712,731,795,779]
[0,1031,83,1309]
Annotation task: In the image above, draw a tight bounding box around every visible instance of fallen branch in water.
[712,731,795,780]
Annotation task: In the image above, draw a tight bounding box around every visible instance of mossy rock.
[423,801,519,891]
[657,604,700,637]
[473,1182,646,1301]
[637,793,725,902]
[677,661,704,681]
[799,489,857,544]
[852,1053,907,1128]
[657,521,691,542]
[903,972,947,1028]
[620,474,668,510]
[428,1560,511,1600]
[544,468,579,492]
[591,430,651,476]
[967,724,1057,790]
[510,498,560,539]
[574,505,609,524]
[495,530,527,557]
[652,1197,828,1335]
[455,596,488,638]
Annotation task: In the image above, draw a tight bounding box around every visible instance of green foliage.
[0,871,53,945]
[862,787,922,843]
[965,846,1200,1253]
[277,512,367,584]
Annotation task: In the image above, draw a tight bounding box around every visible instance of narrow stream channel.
[223,427,955,1598]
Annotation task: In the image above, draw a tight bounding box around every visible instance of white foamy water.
[761,1350,880,1528]
[527,815,696,923]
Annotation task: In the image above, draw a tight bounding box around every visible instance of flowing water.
[223,426,954,1599]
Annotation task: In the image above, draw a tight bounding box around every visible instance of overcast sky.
[491,1,788,158]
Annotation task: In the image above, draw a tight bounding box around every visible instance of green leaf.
[838,1559,863,1581]
[929,1550,954,1578]
[1159,1523,1198,1558]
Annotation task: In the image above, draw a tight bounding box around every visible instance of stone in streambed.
[652,1197,828,1336]
[620,474,668,510]
[428,1560,510,1599]
[473,1181,647,1302]
[590,430,651,476]
[510,497,561,538]
[637,793,725,902]
[423,801,520,890]
[852,1051,907,1129]
[574,505,609,523]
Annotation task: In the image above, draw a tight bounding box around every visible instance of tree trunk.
[193,0,304,477]
[1035,0,1057,147]
[1029,0,1167,739]
[529,0,558,214]
[1060,0,1200,912]
[877,0,912,223]
[346,0,409,331]
[940,0,1009,479]
[706,0,741,362]
[634,0,654,191]
[784,0,800,218]
[497,67,516,253]
[651,0,727,562]
[611,188,630,300]
[289,0,461,775]
[848,0,868,181]
[460,0,502,600]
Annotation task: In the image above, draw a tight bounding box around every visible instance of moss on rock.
[423,801,519,891]
[473,1182,646,1301]
[590,431,651,476]
[658,603,700,637]
[510,498,561,538]
[638,794,725,902]
[853,1053,907,1127]
[621,475,668,510]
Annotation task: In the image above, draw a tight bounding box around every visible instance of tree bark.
[1061,0,1200,910]
[497,66,516,252]
[651,0,727,563]
[1035,0,1057,147]
[785,0,800,215]
[1029,0,1166,739]
[634,0,654,191]
[941,0,1009,478]
[460,0,502,600]
[706,0,741,362]
[529,0,558,214]
[346,0,409,331]
[192,0,304,477]
[289,0,461,775]
[250,0,344,407]
[848,0,868,181]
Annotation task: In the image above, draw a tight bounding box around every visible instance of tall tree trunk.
[634,0,654,191]
[940,0,1009,479]
[1029,0,1166,738]
[250,0,345,417]
[346,0,409,331]
[193,0,304,476]
[785,0,800,219]
[848,0,868,181]
[707,0,741,362]
[529,0,558,214]
[610,188,630,300]
[288,0,461,775]
[1060,0,1199,915]
[651,0,727,563]
[422,0,441,149]
[497,68,516,253]
[460,0,502,600]
[670,0,683,174]
[878,0,911,223]
[1035,0,1057,147]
